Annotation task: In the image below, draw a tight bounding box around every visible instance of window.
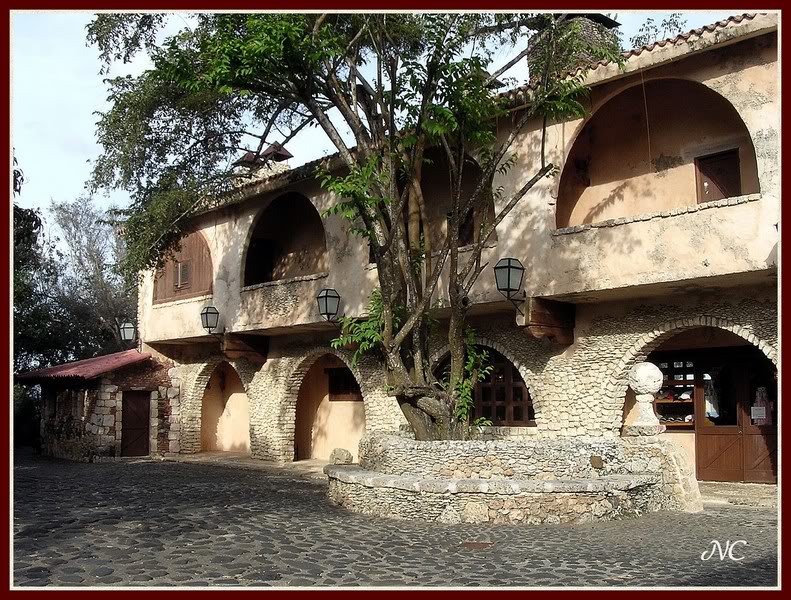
[174,260,191,290]
[695,149,741,203]
[153,231,212,303]
[434,348,535,426]
[327,368,362,402]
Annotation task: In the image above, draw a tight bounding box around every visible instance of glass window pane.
[481,387,491,403]
[495,387,506,403]
[686,361,694,367]
[702,367,737,427]
[513,406,523,422]
[495,405,506,422]
[673,361,684,368]
[513,387,523,403]
[659,363,668,369]
[482,405,492,419]
[686,374,694,380]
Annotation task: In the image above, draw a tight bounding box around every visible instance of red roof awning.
[16,349,152,383]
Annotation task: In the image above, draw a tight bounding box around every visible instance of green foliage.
[435,328,494,423]
[452,329,494,422]
[13,187,135,372]
[320,155,391,241]
[628,13,687,49]
[330,289,403,367]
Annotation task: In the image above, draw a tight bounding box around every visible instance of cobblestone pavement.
[13,451,778,588]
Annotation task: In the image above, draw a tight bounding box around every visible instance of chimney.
[527,13,620,87]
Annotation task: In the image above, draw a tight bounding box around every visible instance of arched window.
[556,79,760,228]
[244,192,328,286]
[435,347,535,426]
[153,231,213,303]
[421,149,497,249]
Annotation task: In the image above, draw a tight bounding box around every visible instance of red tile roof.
[16,349,151,382]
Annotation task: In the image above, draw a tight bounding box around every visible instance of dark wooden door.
[694,348,777,483]
[741,357,778,483]
[121,391,150,457]
[695,149,741,203]
[695,351,745,482]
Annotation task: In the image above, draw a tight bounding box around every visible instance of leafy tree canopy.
[87,12,623,439]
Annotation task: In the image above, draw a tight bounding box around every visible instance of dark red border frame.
[2,2,786,596]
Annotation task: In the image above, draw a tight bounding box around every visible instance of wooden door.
[121,391,151,457]
[695,354,744,482]
[695,149,741,203]
[741,357,778,483]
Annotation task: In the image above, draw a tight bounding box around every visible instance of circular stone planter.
[323,434,702,524]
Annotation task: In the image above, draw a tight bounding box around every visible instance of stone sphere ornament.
[628,361,664,396]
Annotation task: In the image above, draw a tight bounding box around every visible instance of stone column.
[623,362,665,437]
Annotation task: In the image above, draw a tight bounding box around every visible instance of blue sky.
[11,11,732,221]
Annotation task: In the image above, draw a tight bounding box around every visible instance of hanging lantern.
[317,288,341,321]
[119,321,136,342]
[494,257,525,299]
[200,305,220,334]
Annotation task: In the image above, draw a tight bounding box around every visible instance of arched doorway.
[294,355,366,461]
[200,362,251,454]
[434,347,536,426]
[623,327,776,483]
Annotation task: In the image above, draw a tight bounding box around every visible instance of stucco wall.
[138,20,778,345]
[200,362,251,453]
[295,355,366,461]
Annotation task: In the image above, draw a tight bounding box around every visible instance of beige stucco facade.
[136,14,778,478]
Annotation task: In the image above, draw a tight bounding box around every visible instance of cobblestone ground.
[13,451,778,588]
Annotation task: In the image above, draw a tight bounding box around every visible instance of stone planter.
[323,433,702,524]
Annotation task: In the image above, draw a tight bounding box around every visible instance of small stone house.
[16,350,178,461]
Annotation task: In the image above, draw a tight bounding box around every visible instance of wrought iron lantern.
[200,305,221,334]
[119,321,136,342]
[494,257,525,299]
[317,288,341,322]
[494,257,526,315]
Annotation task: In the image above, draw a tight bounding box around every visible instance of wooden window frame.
[326,367,363,402]
[474,353,536,426]
[174,260,192,291]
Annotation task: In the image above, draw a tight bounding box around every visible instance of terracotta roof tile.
[16,349,151,382]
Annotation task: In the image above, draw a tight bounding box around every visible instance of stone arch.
[241,191,329,286]
[279,346,376,461]
[428,335,544,428]
[603,315,778,431]
[555,77,761,227]
[178,357,257,454]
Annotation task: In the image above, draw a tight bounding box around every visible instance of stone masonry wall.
[174,340,406,461]
[428,288,777,438]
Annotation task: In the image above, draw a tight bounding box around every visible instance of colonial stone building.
[24,14,779,488]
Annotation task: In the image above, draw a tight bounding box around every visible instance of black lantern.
[119,321,136,342]
[317,288,341,321]
[200,305,220,334]
[494,257,525,299]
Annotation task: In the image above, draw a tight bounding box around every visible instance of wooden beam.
[524,297,576,345]
[222,333,269,364]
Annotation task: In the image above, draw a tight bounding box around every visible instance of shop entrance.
[648,329,777,483]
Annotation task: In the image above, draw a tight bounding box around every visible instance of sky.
[11,10,733,223]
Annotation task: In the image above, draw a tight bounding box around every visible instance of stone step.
[698,481,777,508]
